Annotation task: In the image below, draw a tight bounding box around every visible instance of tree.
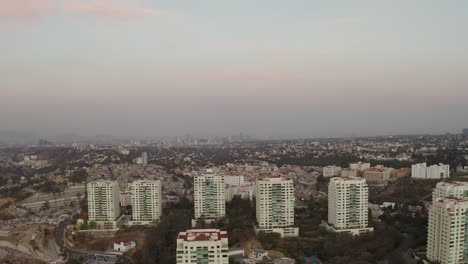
[70,169,88,183]
[257,232,281,250]
[89,220,97,229]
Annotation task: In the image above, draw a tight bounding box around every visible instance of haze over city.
[3,2,468,264]
[1,0,468,140]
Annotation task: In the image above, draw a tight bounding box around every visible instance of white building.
[427,197,468,264]
[224,175,245,186]
[340,168,358,178]
[131,180,162,225]
[120,191,132,207]
[225,183,255,202]
[113,240,136,252]
[141,152,148,165]
[255,177,298,237]
[193,173,226,227]
[433,181,468,200]
[349,162,371,171]
[327,177,373,236]
[323,166,342,178]
[87,181,120,229]
[176,229,228,264]
[412,163,450,179]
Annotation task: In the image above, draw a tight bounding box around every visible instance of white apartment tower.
[412,162,450,179]
[427,197,468,264]
[255,177,298,237]
[87,180,120,229]
[141,152,148,166]
[193,173,226,226]
[131,180,162,225]
[327,177,373,236]
[176,229,228,264]
[433,181,468,200]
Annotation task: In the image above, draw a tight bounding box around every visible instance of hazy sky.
[1,0,467,139]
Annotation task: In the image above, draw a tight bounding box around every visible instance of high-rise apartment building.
[141,152,148,166]
[131,180,162,225]
[193,173,226,227]
[427,197,468,264]
[176,229,228,264]
[433,181,468,200]
[463,128,468,137]
[87,180,120,229]
[412,163,450,179]
[327,177,373,236]
[255,177,298,237]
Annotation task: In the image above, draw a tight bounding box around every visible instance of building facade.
[362,166,395,187]
[427,197,468,264]
[225,182,255,202]
[193,173,226,226]
[412,163,450,179]
[349,162,371,171]
[255,177,298,237]
[141,152,148,166]
[87,180,120,229]
[433,181,468,200]
[176,229,229,264]
[131,180,162,225]
[340,168,358,178]
[323,165,342,178]
[327,177,373,235]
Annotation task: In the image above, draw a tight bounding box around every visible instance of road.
[55,220,135,264]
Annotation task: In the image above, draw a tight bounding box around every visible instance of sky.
[1,0,468,140]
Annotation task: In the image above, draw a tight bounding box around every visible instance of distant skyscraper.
[327,177,373,235]
[427,197,468,264]
[463,128,468,137]
[87,180,120,229]
[193,172,226,227]
[255,176,298,237]
[176,229,228,264]
[141,152,148,166]
[131,180,162,225]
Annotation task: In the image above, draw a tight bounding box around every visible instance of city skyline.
[1,0,468,139]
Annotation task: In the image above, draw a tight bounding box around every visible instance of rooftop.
[177,229,227,242]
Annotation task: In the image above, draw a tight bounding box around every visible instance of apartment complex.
[87,180,120,229]
[340,168,358,178]
[255,177,298,237]
[427,197,468,264]
[362,166,395,187]
[433,181,468,200]
[327,177,373,236]
[176,229,229,264]
[323,165,342,178]
[193,173,226,226]
[412,162,450,179]
[349,162,371,171]
[131,180,162,225]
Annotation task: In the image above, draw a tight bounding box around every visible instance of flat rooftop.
[177,229,227,242]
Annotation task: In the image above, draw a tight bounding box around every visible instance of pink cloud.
[195,72,304,82]
[0,0,182,19]
[0,0,54,18]
[62,1,182,18]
